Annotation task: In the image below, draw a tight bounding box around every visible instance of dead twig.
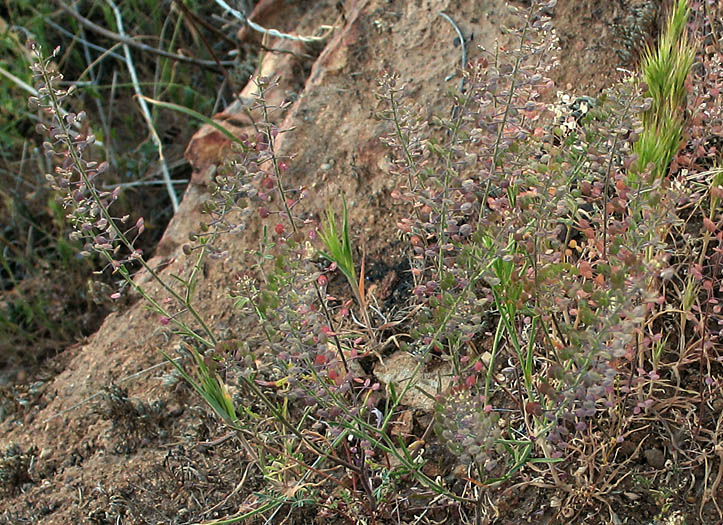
[54,0,236,71]
[212,0,335,43]
[104,0,179,212]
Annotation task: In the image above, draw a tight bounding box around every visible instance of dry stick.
[693,264,715,441]
[108,68,118,145]
[54,0,236,70]
[211,0,334,43]
[104,0,179,212]
[170,0,241,98]
[704,411,723,518]
[678,170,721,359]
[42,15,125,62]
[170,0,240,51]
[202,462,252,516]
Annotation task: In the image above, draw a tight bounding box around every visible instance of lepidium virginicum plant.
[30,0,712,517]
[28,43,216,349]
[378,0,683,497]
[28,44,266,452]
[377,0,564,483]
[32,34,460,517]
[29,45,376,519]
[214,77,465,512]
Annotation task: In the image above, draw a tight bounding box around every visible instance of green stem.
[41,62,217,346]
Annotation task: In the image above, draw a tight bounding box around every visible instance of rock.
[374,351,452,411]
[644,447,665,469]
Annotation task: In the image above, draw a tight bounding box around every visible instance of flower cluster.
[435,391,503,469]
[29,43,144,276]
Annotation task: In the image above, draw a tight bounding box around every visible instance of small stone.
[617,439,636,458]
[421,461,443,478]
[644,447,665,469]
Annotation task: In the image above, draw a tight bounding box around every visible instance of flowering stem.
[35,44,217,347]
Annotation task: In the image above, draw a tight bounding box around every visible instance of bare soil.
[1,1,717,524]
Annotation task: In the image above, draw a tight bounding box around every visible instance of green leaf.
[139,95,247,147]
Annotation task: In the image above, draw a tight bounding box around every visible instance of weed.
[25,0,723,522]
[377,0,719,519]
[30,50,376,519]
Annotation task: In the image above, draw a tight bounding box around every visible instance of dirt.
[1,1,716,524]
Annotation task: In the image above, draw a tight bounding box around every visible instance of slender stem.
[260,98,299,234]
[40,55,217,346]
[389,87,419,188]
[256,84,350,371]
[479,7,532,219]
[438,74,474,276]
[314,284,350,373]
[391,258,495,413]
[234,369,361,473]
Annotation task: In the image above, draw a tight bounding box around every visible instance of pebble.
[617,439,637,458]
[644,447,665,469]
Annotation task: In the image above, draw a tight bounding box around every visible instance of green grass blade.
[139,95,246,147]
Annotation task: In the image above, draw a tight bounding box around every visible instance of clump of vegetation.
[95,384,165,454]
[0,443,36,497]
[20,0,723,523]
